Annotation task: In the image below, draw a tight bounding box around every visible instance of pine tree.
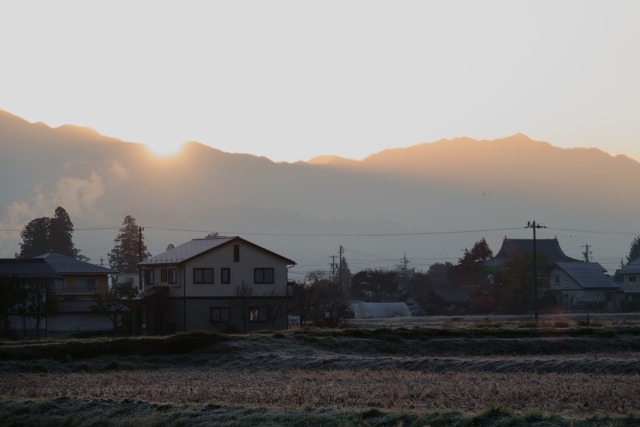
[108,215,151,273]
[628,235,640,263]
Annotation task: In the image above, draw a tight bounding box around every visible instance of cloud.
[108,161,129,184]
[37,173,104,217]
[0,171,110,257]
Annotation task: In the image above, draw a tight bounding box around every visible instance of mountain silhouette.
[1,110,638,275]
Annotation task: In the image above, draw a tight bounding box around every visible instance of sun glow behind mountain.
[145,140,186,158]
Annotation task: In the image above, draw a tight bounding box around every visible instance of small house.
[549,262,621,311]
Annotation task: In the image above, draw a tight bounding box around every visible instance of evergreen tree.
[338,256,351,296]
[17,217,50,258]
[450,238,494,286]
[108,215,151,273]
[17,206,85,259]
[628,235,640,263]
[49,207,78,258]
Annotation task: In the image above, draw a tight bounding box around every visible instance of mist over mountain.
[1,110,638,278]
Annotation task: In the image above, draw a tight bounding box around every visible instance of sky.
[2,0,640,162]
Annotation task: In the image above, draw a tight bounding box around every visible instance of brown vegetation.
[1,369,639,417]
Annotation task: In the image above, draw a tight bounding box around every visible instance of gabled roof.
[619,256,640,275]
[486,238,580,268]
[37,252,117,274]
[138,236,295,266]
[0,258,62,279]
[553,262,620,289]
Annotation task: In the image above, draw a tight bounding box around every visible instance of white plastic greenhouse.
[349,302,411,319]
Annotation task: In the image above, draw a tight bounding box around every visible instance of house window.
[553,275,560,286]
[629,276,637,282]
[193,268,214,284]
[249,307,269,323]
[168,269,178,285]
[221,268,230,284]
[254,268,274,284]
[210,307,230,323]
[564,280,568,288]
[234,244,240,262]
[160,269,168,282]
[145,270,155,285]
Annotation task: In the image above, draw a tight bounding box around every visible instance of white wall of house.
[550,268,618,309]
[142,240,289,298]
[623,274,640,292]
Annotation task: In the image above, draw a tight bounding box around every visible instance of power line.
[547,227,638,236]
[2,224,637,237]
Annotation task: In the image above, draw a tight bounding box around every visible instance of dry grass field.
[2,315,640,426]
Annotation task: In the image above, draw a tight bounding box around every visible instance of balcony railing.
[54,284,97,295]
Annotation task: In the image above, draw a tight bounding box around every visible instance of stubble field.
[2,315,640,426]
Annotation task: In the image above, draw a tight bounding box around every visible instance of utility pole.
[138,226,144,291]
[330,255,337,283]
[339,245,344,292]
[581,244,592,263]
[526,221,546,323]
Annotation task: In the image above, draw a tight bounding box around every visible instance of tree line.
[2,208,150,337]
[4,206,640,333]
[288,236,640,327]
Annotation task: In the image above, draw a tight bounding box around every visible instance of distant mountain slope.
[1,110,638,274]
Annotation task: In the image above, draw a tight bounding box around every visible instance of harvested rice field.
[2,315,640,426]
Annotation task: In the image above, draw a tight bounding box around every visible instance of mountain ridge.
[0,110,638,275]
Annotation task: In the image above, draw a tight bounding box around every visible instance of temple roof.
[485,237,580,268]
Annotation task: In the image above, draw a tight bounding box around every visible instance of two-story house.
[618,256,640,308]
[37,252,117,336]
[549,262,621,311]
[0,258,61,338]
[137,236,295,334]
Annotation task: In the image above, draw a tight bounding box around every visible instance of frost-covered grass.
[2,316,640,424]
[1,398,640,427]
[2,369,640,418]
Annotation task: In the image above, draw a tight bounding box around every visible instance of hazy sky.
[2,0,639,162]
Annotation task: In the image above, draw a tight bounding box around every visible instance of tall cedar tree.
[628,235,640,263]
[49,207,78,257]
[108,215,151,273]
[17,217,50,258]
[17,207,85,259]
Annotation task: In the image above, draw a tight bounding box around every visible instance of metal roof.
[139,236,295,266]
[554,262,620,289]
[140,237,236,265]
[37,252,117,274]
[486,238,580,268]
[620,257,640,275]
[0,258,62,279]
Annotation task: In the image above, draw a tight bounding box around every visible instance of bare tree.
[25,279,58,338]
[90,281,138,333]
[234,281,254,333]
